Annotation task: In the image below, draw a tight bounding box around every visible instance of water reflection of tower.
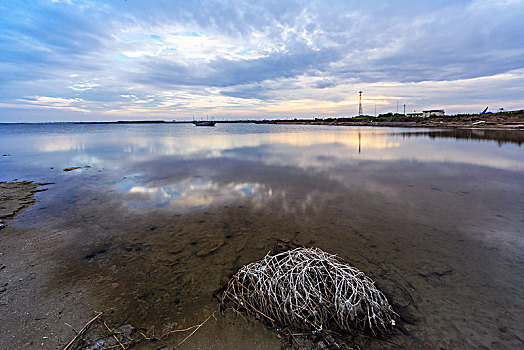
[358,91,363,116]
[358,132,361,154]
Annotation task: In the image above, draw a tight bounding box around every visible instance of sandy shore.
[0,181,52,229]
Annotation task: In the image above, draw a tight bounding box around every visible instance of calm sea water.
[1,123,522,197]
[1,123,522,246]
[0,123,523,348]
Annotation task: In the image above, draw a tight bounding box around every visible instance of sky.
[1,0,524,122]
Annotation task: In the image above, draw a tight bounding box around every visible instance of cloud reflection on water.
[123,178,273,208]
[109,127,522,209]
[4,125,522,210]
[36,128,399,155]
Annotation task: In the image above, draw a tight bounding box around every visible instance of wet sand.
[1,156,523,349]
[0,181,51,227]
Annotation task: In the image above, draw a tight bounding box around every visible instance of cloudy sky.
[1,0,523,122]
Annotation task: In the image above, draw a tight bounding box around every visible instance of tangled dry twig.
[222,247,396,335]
[62,310,215,350]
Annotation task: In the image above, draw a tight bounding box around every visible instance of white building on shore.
[422,109,445,117]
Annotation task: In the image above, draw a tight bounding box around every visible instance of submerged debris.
[62,309,215,350]
[63,165,91,172]
[223,247,396,335]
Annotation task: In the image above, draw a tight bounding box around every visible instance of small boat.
[193,121,216,126]
[192,114,216,126]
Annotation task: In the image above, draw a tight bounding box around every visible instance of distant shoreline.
[256,110,524,129]
[2,110,523,129]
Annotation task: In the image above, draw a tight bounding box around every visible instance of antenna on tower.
[358,91,363,116]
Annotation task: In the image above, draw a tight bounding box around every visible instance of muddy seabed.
[0,161,523,349]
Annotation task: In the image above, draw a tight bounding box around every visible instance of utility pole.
[403,104,406,115]
[358,91,363,116]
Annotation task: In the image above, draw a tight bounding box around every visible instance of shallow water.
[1,123,523,348]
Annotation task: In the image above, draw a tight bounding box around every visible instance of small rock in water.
[117,324,135,337]
[87,339,105,350]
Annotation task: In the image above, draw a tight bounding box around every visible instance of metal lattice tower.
[358,91,363,116]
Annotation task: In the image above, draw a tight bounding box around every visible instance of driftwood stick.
[159,324,199,339]
[173,312,215,349]
[102,340,135,349]
[138,330,151,340]
[62,311,103,350]
[103,320,126,350]
[290,331,305,350]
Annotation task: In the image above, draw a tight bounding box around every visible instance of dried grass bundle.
[223,247,396,335]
